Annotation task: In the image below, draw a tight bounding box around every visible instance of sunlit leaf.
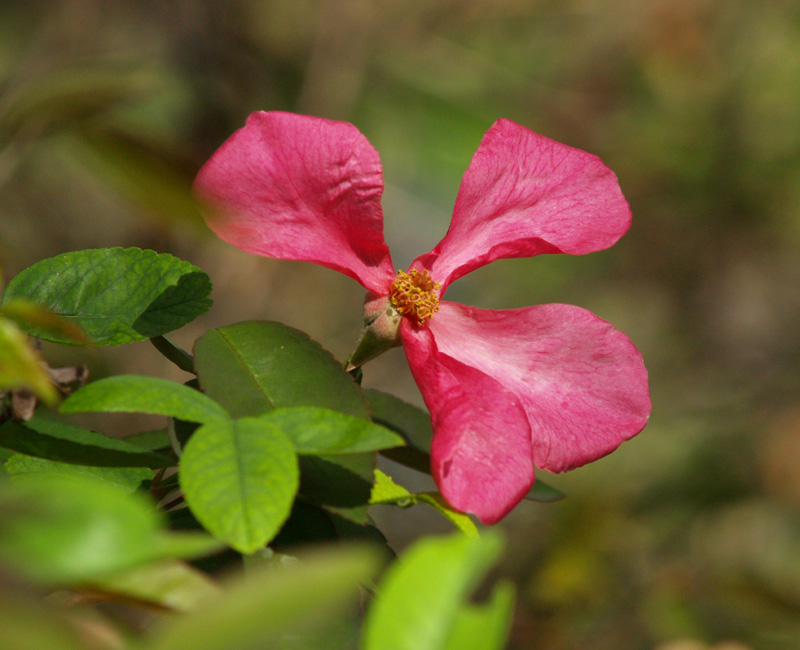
[370,470,478,538]
[0,248,212,345]
[4,453,153,492]
[179,417,299,554]
[441,582,516,650]
[60,375,228,425]
[0,317,58,404]
[414,493,480,539]
[370,468,417,504]
[362,532,513,650]
[260,407,404,455]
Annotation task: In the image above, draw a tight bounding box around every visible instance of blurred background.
[1,1,799,648]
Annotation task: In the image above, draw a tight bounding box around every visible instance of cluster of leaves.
[0,247,548,649]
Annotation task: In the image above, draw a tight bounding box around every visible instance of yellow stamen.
[389,269,440,325]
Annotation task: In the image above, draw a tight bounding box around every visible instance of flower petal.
[401,322,535,524]
[194,111,395,293]
[421,302,651,475]
[413,119,632,292]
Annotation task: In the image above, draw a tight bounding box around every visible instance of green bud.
[345,294,402,370]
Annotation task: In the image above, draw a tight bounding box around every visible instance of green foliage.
[122,428,171,451]
[179,417,299,554]
[142,545,380,650]
[297,451,375,525]
[4,453,154,492]
[0,317,59,404]
[0,246,521,649]
[60,374,228,425]
[0,298,89,344]
[91,559,219,613]
[261,406,405,455]
[362,533,514,650]
[370,469,478,538]
[194,321,384,529]
[0,248,212,345]
[0,280,85,406]
[5,1,800,646]
[440,582,516,650]
[0,416,172,467]
[366,388,434,473]
[194,321,369,418]
[0,474,222,584]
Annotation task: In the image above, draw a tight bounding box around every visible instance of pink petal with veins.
[401,323,534,524]
[423,301,651,474]
[194,111,395,294]
[413,119,632,292]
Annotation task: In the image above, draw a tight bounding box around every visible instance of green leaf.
[0,474,222,584]
[122,428,171,451]
[441,582,516,650]
[179,417,299,554]
[60,375,228,425]
[88,559,219,612]
[366,389,433,473]
[260,407,405,455]
[193,321,369,419]
[150,335,194,372]
[0,298,89,344]
[192,323,379,528]
[4,454,154,492]
[0,416,173,467]
[0,248,212,345]
[0,317,59,404]
[370,470,478,538]
[370,467,416,504]
[145,545,380,650]
[415,493,480,539]
[362,533,513,650]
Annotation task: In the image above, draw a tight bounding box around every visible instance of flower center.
[389,269,440,325]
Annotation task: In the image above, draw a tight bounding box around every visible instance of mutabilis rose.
[194,111,651,524]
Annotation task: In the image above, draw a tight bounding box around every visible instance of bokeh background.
[2,1,800,648]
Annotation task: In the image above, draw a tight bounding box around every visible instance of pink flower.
[194,111,651,524]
